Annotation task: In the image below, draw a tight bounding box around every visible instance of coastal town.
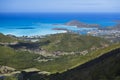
[53,20,120,42]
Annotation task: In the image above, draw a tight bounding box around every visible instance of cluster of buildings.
[87,29,120,42]
[88,30,120,37]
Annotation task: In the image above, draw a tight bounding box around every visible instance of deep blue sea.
[0,13,120,36]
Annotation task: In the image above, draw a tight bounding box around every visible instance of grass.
[0,33,119,74]
[35,43,120,73]
[39,33,109,52]
[0,46,39,69]
[0,33,17,43]
[48,47,120,80]
[0,43,119,74]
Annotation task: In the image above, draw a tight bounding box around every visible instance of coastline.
[0,13,120,36]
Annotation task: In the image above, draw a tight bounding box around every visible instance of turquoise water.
[0,13,120,36]
[0,24,78,36]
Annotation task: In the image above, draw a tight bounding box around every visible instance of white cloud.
[0,0,120,12]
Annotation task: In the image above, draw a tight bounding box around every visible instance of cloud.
[0,0,120,13]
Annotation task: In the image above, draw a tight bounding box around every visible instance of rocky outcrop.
[0,66,16,74]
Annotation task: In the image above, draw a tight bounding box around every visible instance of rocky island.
[65,20,101,28]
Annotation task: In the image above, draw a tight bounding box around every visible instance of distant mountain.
[65,20,100,28]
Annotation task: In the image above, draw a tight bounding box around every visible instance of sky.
[0,0,120,13]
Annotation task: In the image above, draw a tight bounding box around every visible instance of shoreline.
[0,19,119,37]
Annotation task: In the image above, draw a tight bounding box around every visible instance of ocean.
[0,13,120,36]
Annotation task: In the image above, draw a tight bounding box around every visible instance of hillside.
[0,46,39,70]
[0,33,17,43]
[0,33,120,80]
[15,43,120,80]
[0,33,111,74]
[40,33,109,52]
[49,46,120,80]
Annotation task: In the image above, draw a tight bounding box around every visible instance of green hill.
[0,46,39,69]
[0,33,17,43]
[48,45,120,80]
[0,33,110,72]
[0,33,120,80]
[40,33,109,52]
[16,43,120,80]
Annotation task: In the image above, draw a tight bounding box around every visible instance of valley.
[0,32,120,80]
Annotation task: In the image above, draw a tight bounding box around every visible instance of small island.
[65,20,101,28]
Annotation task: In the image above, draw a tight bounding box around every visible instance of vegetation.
[39,33,109,52]
[15,43,120,80]
[1,43,119,74]
[0,33,17,43]
[0,33,119,73]
[48,46,120,80]
[35,43,120,73]
[3,76,17,80]
[0,45,39,69]
[0,33,120,80]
